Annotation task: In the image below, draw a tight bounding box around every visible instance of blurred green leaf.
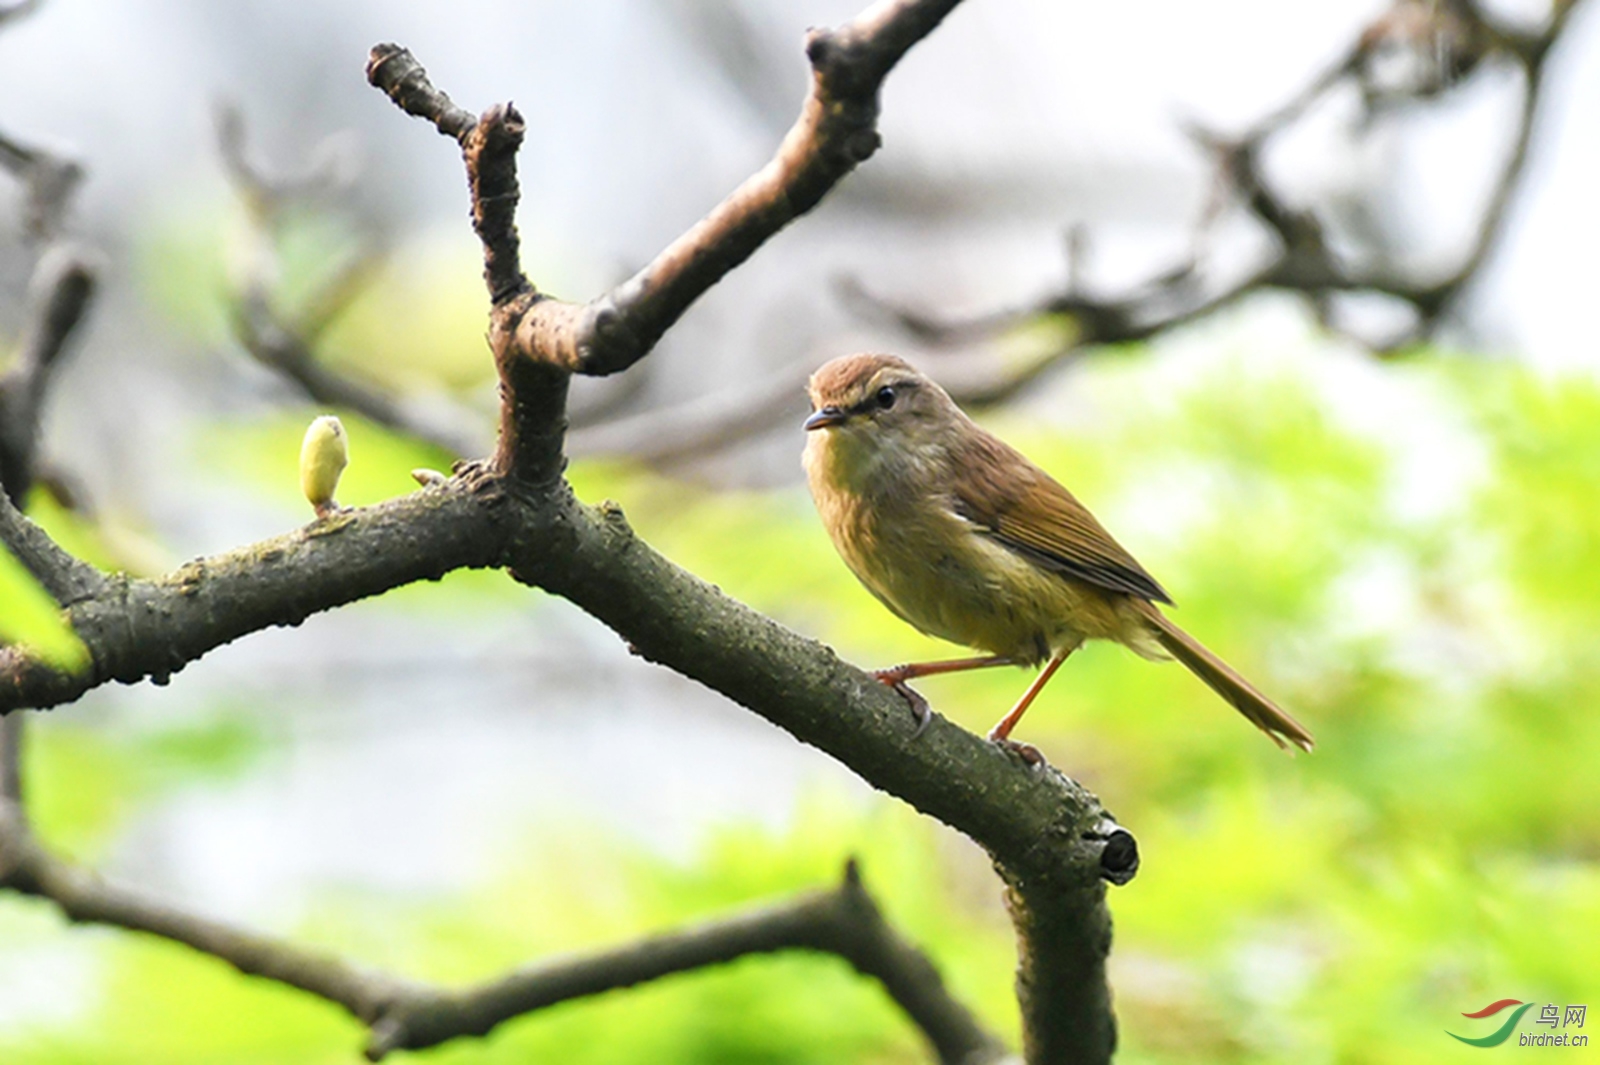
[0,543,88,671]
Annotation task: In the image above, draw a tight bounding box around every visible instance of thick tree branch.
[0,472,509,714]
[0,465,1134,1061]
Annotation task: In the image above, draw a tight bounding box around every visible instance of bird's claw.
[988,732,1046,767]
[873,672,932,736]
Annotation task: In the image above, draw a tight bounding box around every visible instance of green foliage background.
[3,338,1597,1063]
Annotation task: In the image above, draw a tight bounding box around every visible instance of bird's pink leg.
[874,655,1016,684]
[873,655,1016,734]
[987,644,1077,751]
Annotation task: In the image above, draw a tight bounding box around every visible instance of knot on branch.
[1090,822,1140,886]
[364,988,440,1061]
[804,26,880,100]
[574,297,647,376]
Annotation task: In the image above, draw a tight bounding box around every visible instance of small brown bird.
[802,353,1313,753]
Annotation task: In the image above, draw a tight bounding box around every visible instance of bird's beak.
[804,406,847,431]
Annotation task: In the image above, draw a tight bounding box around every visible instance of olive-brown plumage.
[802,352,1313,752]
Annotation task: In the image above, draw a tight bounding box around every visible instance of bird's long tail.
[1136,603,1314,752]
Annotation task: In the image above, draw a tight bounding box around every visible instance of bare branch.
[364,44,478,144]
[566,363,810,466]
[0,489,107,605]
[215,100,361,212]
[368,0,968,485]
[514,492,1136,1062]
[0,461,1135,1061]
[2,6,1151,1059]
[0,778,1005,1065]
[0,245,99,503]
[0,807,412,1027]
[228,288,487,458]
[215,107,490,459]
[854,0,1588,369]
[364,859,1008,1063]
[553,0,968,377]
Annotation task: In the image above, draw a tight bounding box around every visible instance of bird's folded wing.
[951,432,1172,604]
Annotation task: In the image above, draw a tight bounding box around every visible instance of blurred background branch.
[842,0,1588,399]
[0,755,1001,1065]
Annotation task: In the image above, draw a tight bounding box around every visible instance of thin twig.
[566,362,811,465]
[0,245,99,503]
[215,106,489,459]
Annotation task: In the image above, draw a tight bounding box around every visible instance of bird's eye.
[875,386,897,410]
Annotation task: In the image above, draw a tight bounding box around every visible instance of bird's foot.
[987,730,1045,767]
[873,671,932,737]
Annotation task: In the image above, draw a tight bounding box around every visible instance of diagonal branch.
[552,0,967,378]
[0,489,107,605]
[3,5,1140,1060]
[367,0,968,486]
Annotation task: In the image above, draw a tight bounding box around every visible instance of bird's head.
[804,353,957,458]
[803,354,966,492]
